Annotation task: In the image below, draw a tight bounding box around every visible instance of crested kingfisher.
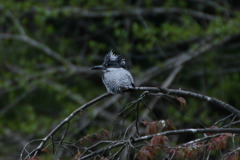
[91,51,134,94]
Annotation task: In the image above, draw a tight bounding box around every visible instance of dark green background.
[0,0,240,159]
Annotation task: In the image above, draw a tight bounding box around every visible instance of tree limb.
[20,92,111,160]
[129,87,240,117]
[137,35,234,85]
[0,33,72,67]
[79,128,240,159]
[43,7,217,20]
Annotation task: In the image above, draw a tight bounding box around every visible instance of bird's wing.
[125,70,135,87]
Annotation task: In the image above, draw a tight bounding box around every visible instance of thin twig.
[135,101,140,136]
[79,128,240,160]
[20,92,111,160]
[54,122,70,158]
[137,35,234,85]
[212,114,234,126]
[128,87,240,117]
[7,11,26,35]
[222,147,240,159]
[43,7,217,20]
[162,65,183,88]
[0,34,72,66]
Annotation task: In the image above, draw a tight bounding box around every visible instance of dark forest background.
[0,0,240,159]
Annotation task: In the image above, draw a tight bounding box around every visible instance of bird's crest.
[103,50,126,68]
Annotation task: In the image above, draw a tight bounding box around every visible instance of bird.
[91,51,134,94]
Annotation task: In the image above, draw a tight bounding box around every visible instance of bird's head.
[91,51,126,71]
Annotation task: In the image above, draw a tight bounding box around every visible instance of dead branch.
[42,7,217,20]
[0,33,72,67]
[137,35,235,85]
[93,34,236,133]
[20,92,111,160]
[129,87,240,117]
[79,128,240,160]
[21,86,240,159]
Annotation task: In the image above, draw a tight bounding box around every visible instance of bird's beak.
[90,65,106,70]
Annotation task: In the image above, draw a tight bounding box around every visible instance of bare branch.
[79,128,240,159]
[137,35,235,85]
[139,66,183,120]
[128,87,240,117]
[223,147,240,159]
[191,0,229,12]
[162,65,183,88]
[42,7,217,20]
[20,92,111,160]
[133,128,240,142]
[90,34,236,134]
[7,11,26,35]
[91,34,237,127]
[21,86,240,159]
[0,33,72,66]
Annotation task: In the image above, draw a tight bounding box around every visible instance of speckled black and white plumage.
[102,67,134,94]
[97,51,134,94]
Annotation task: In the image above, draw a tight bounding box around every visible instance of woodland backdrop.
[0,0,240,159]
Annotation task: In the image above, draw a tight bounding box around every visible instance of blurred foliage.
[0,0,240,159]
